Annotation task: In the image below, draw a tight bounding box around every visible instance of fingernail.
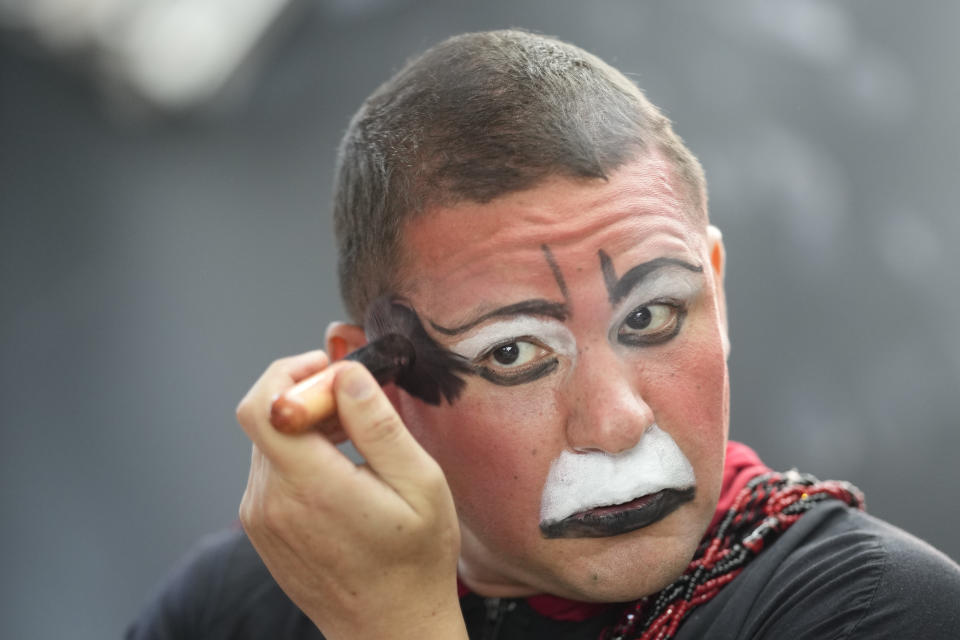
[342,366,375,400]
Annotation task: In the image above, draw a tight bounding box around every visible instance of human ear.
[324,322,367,361]
[706,225,730,358]
[325,321,408,412]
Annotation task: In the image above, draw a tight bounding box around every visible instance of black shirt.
[127,502,960,639]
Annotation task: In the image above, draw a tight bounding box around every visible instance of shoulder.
[125,527,324,640]
[835,507,960,636]
[679,501,960,639]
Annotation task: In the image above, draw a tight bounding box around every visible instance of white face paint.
[539,425,695,526]
[449,317,577,361]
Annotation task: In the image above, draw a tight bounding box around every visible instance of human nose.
[562,345,655,454]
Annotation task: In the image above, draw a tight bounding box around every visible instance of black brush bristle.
[349,296,473,405]
[344,334,415,385]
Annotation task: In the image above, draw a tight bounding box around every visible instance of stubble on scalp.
[332,30,709,324]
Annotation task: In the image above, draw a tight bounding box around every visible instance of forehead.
[396,156,707,315]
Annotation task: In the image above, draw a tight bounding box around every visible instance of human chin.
[538,425,696,539]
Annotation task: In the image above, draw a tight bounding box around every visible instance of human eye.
[617,299,685,347]
[474,337,559,386]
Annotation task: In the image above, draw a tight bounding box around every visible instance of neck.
[456,558,540,599]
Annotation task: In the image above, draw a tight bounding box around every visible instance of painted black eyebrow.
[541,244,569,301]
[598,250,704,305]
[429,299,569,336]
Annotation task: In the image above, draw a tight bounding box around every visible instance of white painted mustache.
[539,425,696,525]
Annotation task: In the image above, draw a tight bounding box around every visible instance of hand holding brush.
[269,297,471,434]
[236,348,469,639]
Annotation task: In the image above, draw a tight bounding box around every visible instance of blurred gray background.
[1,1,958,638]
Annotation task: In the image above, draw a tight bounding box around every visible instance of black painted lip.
[539,487,696,539]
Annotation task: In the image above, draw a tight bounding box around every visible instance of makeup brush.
[270,296,473,434]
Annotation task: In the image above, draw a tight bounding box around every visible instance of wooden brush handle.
[270,367,339,434]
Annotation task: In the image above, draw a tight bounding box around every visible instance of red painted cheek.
[633,342,728,516]
[638,339,728,436]
[408,386,560,519]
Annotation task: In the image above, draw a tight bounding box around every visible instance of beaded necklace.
[601,470,866,640]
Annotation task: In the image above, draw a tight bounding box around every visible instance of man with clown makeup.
[128,30,960,640]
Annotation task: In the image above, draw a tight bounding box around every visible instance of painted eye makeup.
[617,298,686,346]
[474,337,559,386]
[447,317,575,387]
[609,266,702,348]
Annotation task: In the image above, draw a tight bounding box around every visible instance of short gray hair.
[333,29,707,322]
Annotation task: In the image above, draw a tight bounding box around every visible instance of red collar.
[457,441,769,622]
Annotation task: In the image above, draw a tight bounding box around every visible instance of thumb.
[333,363,445,507]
